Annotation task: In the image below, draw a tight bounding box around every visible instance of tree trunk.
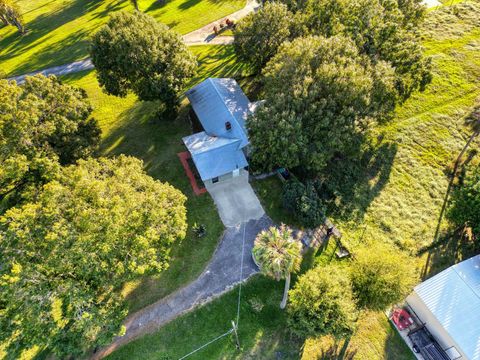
[280,273,291,309]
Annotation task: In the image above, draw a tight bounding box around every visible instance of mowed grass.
[107,240,413,360]
[108,3,480,360]
[254,1,480,358]
[0,0,245,76]
[61,45,247,312]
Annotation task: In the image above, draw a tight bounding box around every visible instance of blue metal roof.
[184,135,248,181]
[185,78,251,148]
[414,255,480,359]
[183,132,241,155]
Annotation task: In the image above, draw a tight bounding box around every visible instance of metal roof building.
[183,78,253,183]
[407,255,480,360]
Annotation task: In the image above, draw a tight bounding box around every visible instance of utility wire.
[178,220,249,359]
[178,329,233,360]
[236,221,247,326]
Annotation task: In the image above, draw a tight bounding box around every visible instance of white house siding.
[407,292,468,359]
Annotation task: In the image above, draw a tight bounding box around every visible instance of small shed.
[406,255,480,360]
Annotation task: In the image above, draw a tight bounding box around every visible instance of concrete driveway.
[205,173,265,227]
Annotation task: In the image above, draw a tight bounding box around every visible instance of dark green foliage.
[278,0,431,99]
[350,243,418,310]
[448,164,480,239]
[287,264,357,338]
[248,35,396,174]
[0,75,100,205]
[90,11,196,115]
[283,180,325,228]
[0,156,187,358]
[192,223,207,238]
[233,2,295,72]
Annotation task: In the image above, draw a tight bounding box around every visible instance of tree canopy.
[233,2,295,72]
[350,243,418,310]
[0,75,100,207]
[0,156,187,357]
[248,35,396,173]
[277,0,431,99]
[287,264,357,338]
[91,11,196,115]
[448,163,480,239]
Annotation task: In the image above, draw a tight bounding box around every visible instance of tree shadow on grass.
[312,135,398,223]
[0,0,103,65]
[419,226,479,280]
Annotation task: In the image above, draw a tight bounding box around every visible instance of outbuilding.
[406,255,480,360]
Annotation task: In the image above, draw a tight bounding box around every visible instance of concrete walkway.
[92,214,273,359]
[182,0,260,45]
[7,0,260,83]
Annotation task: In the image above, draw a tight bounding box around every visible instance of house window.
[225,121,232,131]
[212,177,219,183]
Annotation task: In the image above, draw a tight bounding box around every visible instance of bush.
[287,264,357,338]
[350,243,418,310]
[283,180,326,227]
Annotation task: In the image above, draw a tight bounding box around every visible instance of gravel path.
[91,215,273,359]
[7,0,260,83]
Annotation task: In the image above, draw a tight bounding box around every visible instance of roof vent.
[225,121,232,131]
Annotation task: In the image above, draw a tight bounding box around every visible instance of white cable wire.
[178,329,234,360]
[179,219,249,359]
[236,221,247,327]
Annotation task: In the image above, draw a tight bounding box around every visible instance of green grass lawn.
[107,241,414,360]
[253,1,480,358]
[105,1,480,358]
[60,45,247,313]
[0,0,245,77]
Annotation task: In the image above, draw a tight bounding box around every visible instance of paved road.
[8,59,94,84]
[182,0,260,45]
[7,0,260,83]
[92,214,273,359]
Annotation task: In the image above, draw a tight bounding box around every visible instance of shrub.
[287,264,357,338]
[350,243,418,310]
[283,180,326,227]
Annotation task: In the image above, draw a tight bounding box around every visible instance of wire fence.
[177,221,248,359]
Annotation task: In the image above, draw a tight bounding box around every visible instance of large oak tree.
[234,2,296,72]
[248,35,396,173]
[0,156,187,357]
[0,75,100,207]
[91,11,196,117]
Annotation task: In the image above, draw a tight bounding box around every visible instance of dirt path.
[91,215,273,359]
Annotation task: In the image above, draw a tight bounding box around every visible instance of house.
[183,78,257,187]
[406,254,480,360]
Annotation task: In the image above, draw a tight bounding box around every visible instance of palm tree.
[252,225,302,309]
